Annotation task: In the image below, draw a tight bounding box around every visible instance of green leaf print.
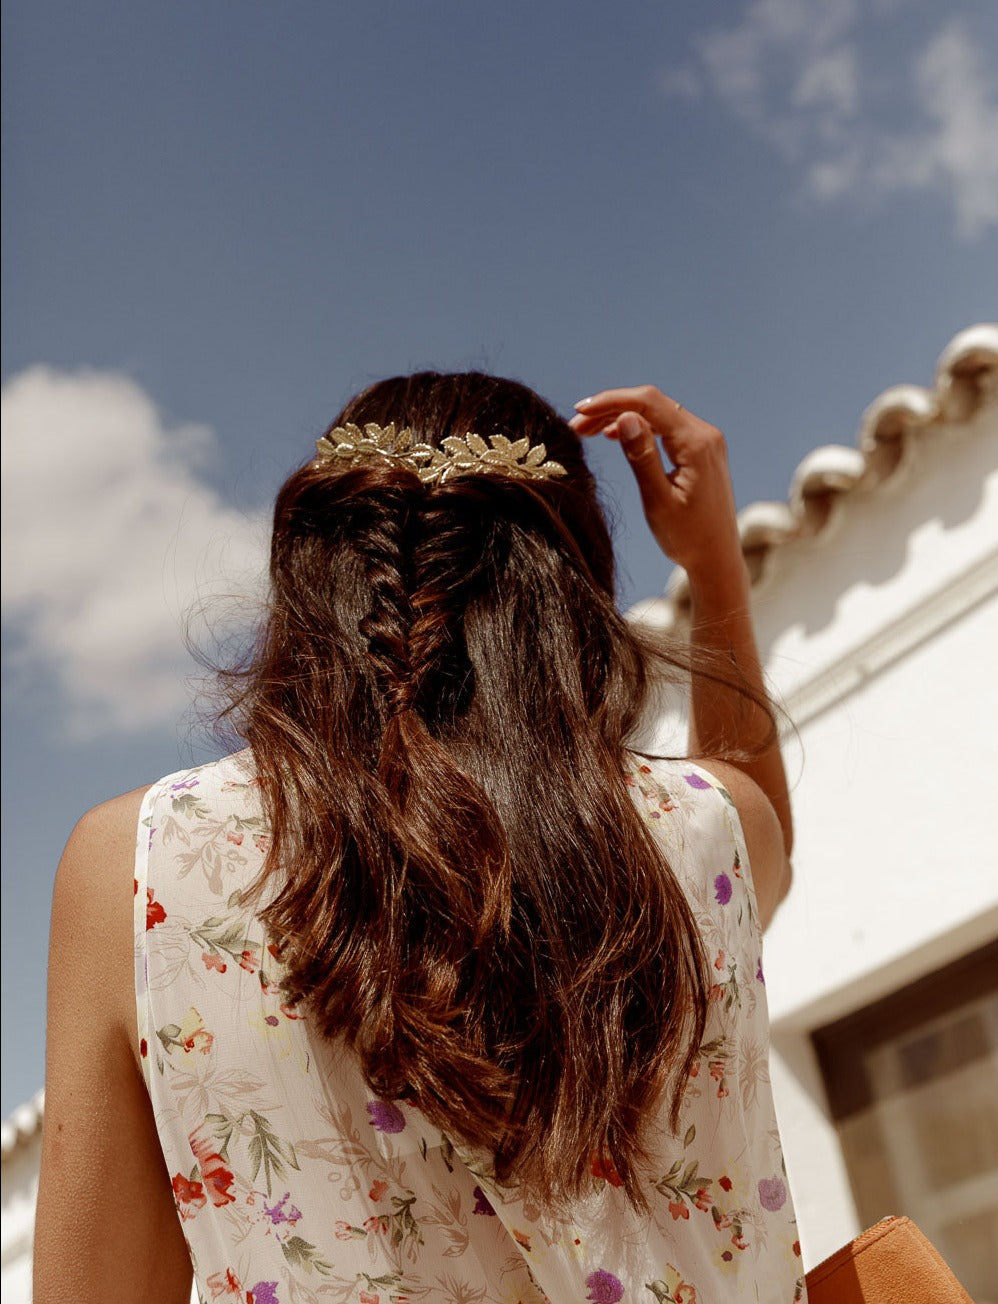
[280,1236,333,1276]
[246,1109,300,1194]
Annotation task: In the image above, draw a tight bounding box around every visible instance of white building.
[6,324,997,1298]
[632,321,998,1300]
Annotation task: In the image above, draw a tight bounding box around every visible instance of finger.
[574,386,689,429]
[614,413,674,521]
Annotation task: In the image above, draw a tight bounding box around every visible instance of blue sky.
[2,0,996,1116]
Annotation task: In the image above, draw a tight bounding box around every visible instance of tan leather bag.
[804,1216,973,1303]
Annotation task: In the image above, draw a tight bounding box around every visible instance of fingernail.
[574,397,594,409]
[618,413,643,444]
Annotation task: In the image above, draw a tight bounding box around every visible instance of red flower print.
[359,1293,380,1304]
[203,952,227,974]
[200,1152,236,1207]
[334,1220,354,1241]
[719,1174,733,1192]
[266,942,281,959]
[238,948,259,973]
[279,1001,302,1020]
[689,1059,701,1078]
[513,1228,532,1249]
[709,984,724,1002]
[146,887,167,930]
[253,833,270,853]
[206,1267,245,1299]
[139,1038,147,1058]
[694,1186,712,1211]
[668,1200,690,1221]
[189,1127,235,1207]
[714,949,726,970]
[590,1155,623,1187]
[368,1179,388,1201]
[793,1239,802,1257]
[709,1059,725,1081]
[172,1172,206,1220]
[226,830,244,846]
[732,1232,749,1251]
[133,878,138,895]
[363,1214,388,1234]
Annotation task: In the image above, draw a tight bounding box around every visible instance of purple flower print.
[586,1270,625,1303]
[756,958,765,985]
[758,1176,787,1212]
[684,771,711,790]
[472,1185,496,1216]
[714,873,733,905]
[170,778,199,792]
[250,1285,279,1304]
[366,1100,406,1134]
[263,1192,301,1226]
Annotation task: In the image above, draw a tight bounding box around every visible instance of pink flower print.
[714,948,726,970]
[226,830,244,846]
[250,1286,279,1304]
[684,771,711,790]
[714,873,733,905]
[202,952,227,974]
[253,833,270,853]
[238,948,259,973]
[333,1221,354,1241]
[586,1270,625,1303]
[472,1185,496,1216]
[368,1179,389,1201]
[359,1293,380,1304]
[758,1176,787,1211]
[264,1015,279,1027]
[366,1100,406,1133]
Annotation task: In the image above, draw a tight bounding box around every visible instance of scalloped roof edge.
[1,1088,45,1161]
[629,323,998,630]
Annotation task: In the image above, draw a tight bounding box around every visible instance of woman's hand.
[572,383,794,917]
[569,385,744,584]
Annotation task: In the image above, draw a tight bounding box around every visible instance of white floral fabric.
[135,750,805,1303]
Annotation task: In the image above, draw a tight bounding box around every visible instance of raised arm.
[570,386,792,926]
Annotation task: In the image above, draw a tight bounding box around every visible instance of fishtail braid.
[353,485,419,719]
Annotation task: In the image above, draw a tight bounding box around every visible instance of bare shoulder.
[688,759,792,931]
[58,786,151,886]
[51,786,153,1030]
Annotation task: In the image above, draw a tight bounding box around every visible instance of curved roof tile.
[1,1088,44,1160]
[633,323,998,628]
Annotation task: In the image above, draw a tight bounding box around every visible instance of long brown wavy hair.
[226,372,717,1208]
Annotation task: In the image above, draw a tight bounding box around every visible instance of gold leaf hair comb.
[314,422,567,486]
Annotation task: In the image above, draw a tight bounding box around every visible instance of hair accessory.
[315,422,567,485]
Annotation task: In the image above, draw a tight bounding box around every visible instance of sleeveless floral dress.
[134,750,806,1303]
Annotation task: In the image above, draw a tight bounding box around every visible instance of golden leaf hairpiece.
[314,422,567,485]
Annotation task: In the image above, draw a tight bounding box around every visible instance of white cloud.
[665,1,998,238]
[1,368,269,738]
